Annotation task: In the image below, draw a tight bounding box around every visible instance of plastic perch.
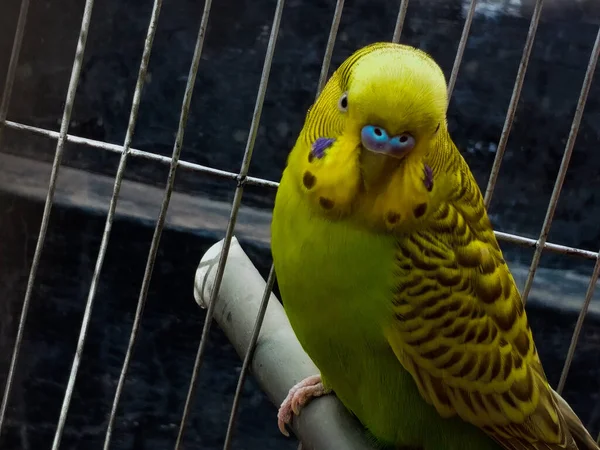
[193,237,378,450]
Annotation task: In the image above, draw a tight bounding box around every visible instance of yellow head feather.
[286,42,456,233]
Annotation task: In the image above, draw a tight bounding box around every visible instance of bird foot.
[277,374,331,436]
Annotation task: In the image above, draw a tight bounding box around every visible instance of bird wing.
[384,169,583,450]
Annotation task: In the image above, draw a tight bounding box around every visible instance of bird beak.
[358,140,402,192]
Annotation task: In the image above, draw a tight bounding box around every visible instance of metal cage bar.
[4,120,598,262]
[0,0,29,144]
[0,0,96,444]
[0,0,31,436]
[520,26,600,305]
[447,0,478,100]
[221,1,351,445]
[222,265,276,450]
[391,0,410,43]
[557,246,600,395]
[102,0,215,445]
[551,29,600,396]
[315,0,345,97]
[54,0,164,444]
[100,1,164,448]
[3,120,280,189]
[484,0,544,208]
[47,2,101,447]
[174,0,286,448]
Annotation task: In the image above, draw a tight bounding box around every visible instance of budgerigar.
[270,42,599,450]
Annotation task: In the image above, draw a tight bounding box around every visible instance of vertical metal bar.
[0,0,31,436]
[46,3,98,447]
[556,251,600,394]
[391,0,409,43]
[109,0,214,445]
[315,0,345,98]
[115,0,214,438]
[0,0,94,442]
[76,0,211,445]
[483,0,544,209]
[174,0,286,447]
[521,29,600,303]
[520,27,600,305]
[223,0,348,445]
[0,0,30,143]
[0,0,31,443]
[91,2,163,449]
[222,266,276,450]
[446,0,478,101]
[54,6,163,447]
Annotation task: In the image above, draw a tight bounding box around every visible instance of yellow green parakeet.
[270,42,599,450]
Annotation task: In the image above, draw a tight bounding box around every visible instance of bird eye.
[338,92,348,112]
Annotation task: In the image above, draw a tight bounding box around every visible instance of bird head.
[287,42,451,230]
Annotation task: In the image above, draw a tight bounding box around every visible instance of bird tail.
[551,388,599,450]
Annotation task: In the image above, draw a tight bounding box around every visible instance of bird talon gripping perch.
[277,374,331,437]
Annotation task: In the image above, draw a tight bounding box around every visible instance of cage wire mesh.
[0,0,599,448]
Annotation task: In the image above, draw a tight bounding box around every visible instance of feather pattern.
[386,148,579,450]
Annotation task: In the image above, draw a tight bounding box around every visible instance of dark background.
[1,0,600,448]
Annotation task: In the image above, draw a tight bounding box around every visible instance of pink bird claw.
[277,374,330,437]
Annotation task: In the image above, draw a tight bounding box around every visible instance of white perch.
[194,237,378,450]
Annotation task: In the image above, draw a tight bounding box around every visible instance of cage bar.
[492,231,598,260]
[98,1,164,448]
[3,120,598,262]
[557,247,600,395]
[3,120,280,189]
[174,0,286,448]
[194,238,378,450]
[0,0,29,143]
[46,1,101,447]
[447,0,478,100]
[0,0,97,445]
[222,1,354,443]
[222,265,276,450]
[520,26,600,305]
[0,0,31,437]
[315,0,345,97]
[391,0,410,43]
[101,0,216,445]
[484,0,544,208]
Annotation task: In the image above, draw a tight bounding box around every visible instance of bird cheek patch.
[302,171,316,189]
[386,211,401,225]
[302,136,361,217]
[423,164,434,192]
[368,161,432,232]
[309,137,335,161]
